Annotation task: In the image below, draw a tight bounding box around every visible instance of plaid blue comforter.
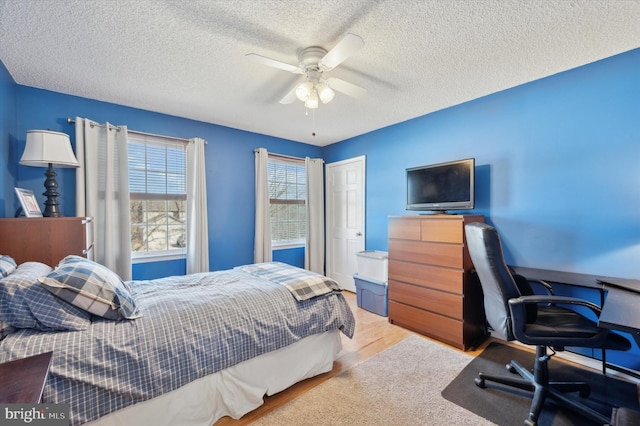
[0,266,355,425]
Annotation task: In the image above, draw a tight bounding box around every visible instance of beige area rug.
[251,335,495,425]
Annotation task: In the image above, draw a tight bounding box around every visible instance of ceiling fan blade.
[319,33,364,71]
[279,84,299,104]
[326,78,367,99]
[245,53,303,74]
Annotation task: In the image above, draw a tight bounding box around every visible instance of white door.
[325,156,365,292]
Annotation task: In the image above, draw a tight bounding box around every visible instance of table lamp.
[19,130,80,217]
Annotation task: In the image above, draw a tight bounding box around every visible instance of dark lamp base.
[43,163,64,217]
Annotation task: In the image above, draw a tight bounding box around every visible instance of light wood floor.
[214,291,489,425]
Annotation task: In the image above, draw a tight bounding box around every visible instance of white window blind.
[128,134,187,257]
[268,156,306,247]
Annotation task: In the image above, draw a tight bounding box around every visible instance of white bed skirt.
[86,330,342,425]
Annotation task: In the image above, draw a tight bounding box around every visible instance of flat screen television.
[406,158,475,213]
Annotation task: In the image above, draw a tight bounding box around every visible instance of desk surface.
[597,277,640,293]
[511,266,640,293]
[599,287,640,345]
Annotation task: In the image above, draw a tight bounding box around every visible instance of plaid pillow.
[0,255,17,277]
[39,256,141,320]
[0,261,91,331]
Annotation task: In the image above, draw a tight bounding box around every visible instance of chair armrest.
[508,295,602,316]
[529,279,554,295]
[511,273,555,295]
[508,295,614,348]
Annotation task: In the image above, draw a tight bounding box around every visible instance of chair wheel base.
[475,376,486,388]
[524,418,536,426]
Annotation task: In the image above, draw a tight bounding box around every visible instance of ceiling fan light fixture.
[317,83,335,104]
[295,81,313,102]
[248,33,366,110]
[305,88,319,109]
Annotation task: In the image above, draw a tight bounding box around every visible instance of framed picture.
[15,187,43,217]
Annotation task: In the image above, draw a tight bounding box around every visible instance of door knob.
[356,232,362,236]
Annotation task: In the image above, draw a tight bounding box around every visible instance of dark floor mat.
[442,342,640,425]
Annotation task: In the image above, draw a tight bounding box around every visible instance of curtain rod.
[254,149,305,163]
[67,117,121,132]
[67,117,192,144]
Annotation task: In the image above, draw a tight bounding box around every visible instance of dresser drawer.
[389,239,464,268]
[388,217,421,240]
[388,280,462,319]
[421,218,463,243]
[388,259,463,293]
[388,301,464,350]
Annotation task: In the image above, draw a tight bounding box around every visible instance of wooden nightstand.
[0,352,53,403]
[0,217,94,266]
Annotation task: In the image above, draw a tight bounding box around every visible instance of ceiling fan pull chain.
[312,108,316,138]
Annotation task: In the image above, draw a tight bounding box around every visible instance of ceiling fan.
[246,33,367,109]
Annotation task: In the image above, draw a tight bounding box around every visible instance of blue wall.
[2,86,321,276]
[323,48,640,280]
[273,246,305,266]
[0,60,17,218]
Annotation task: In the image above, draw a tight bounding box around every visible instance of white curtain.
[305,157,325,273]
[75,117,132,280]
[254,148,272,263]
[186,138,209,274]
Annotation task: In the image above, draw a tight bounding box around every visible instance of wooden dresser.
[388,214,487,350]
[0,217,94,266]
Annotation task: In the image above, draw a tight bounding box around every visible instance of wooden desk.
[0,352,52,403]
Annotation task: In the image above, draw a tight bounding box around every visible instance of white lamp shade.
[20,130,79,168]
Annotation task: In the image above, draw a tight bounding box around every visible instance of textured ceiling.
[1,0,639,146]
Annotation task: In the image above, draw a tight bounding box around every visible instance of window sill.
[132,251,186,264]
[272,243,305,251]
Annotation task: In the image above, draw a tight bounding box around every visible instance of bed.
[0,256,355,425]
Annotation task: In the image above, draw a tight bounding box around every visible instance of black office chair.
[464,222,631,426]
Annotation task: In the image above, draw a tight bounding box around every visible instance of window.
[268,156,306,248]
[128,134,187,260]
